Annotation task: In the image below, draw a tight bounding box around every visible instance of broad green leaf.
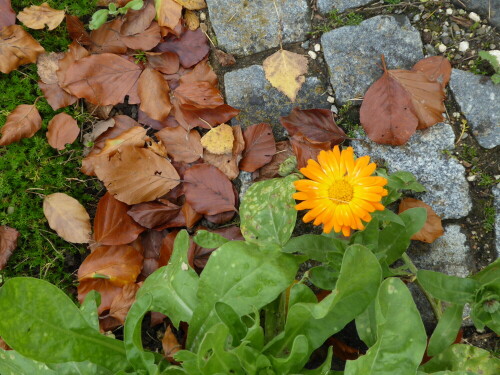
[355,300,377,348]
[123,0,144,11]
[309,265,339,290]
[350,217,379,252]
[187,241,300,351]
[283,234,346,264]
[240,175,298,246]
[80,290,101,331]
[345,278,427,375]
[89,9,109,30]
[418,371,473,375]
[420,344,500,374]
[0,278,127,372]
[48,361,114,375]
[471,258,500,285]
[215,302,247,347]
[266,245,381,367]
[136,230,199,328]
[193,230,229,249]
[417,270,479,304]
[269,335,309,374]
[0,349,56,375]
[233,345,271,375]
[288,283,317,308]
[427,304,464,357]
[372,209,404,225]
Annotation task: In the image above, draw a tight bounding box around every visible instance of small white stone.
[330,105,338,113]
[327,96,335,104]
[453,112,461,118]
[467,175,477,182]
[458,41,469,52]
[469,12,481,23]
[446,8,453,15]
[413,14,421,22]
[444,21,449,26]
[314,43,321,52]
[199,12,206,21]
[438,44,447,53]
[308,50,317,59]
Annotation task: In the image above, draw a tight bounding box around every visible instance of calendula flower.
[293,146,388,236]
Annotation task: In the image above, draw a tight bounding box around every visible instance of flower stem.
[402,252,443,320]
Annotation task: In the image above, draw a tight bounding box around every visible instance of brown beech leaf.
[127,201,181,229]
[174,81,224,109]
[57,41,90,87]
[121,22,162,51]
[173,0,206,10]
[94,192,145,245]
[109,282,141,324]
[214,49,236,67]
[62,53,142,106]
[43,193,91,243]
[121,0,156,35]
[184,10,199,30]
[78,279,123,314]
[39,82,78,110]
[78,245,143,286]
[89,18,127,54]
[280,108,346,145]
[65,14,92,46]
[94,146,181,205]
[183,164,236,215]
[0,25,45,74]
[179,60,217,86]
[156,126,203,163]
[138,68,172,121]
[290,136,331,169]
[17,2,65,30]
[162,326,181,362]
[156,0,182,29]
[256,140,294,181]
[398,198,444,243]
[0,105,42,146]
[156,28,209,68]
[240,123,276,172]
[203,125,245,180]
[204,210,235,225]
[46,113,80,150]
[146,51,179,74]
[412,56,452,89]
[0,225,20,271]
[0,0,16,29]
[173,103,239,130]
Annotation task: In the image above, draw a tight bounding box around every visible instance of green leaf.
[215,302,247,347]
[427,304,464,357]
[187,241,300,351]
[269,335,309,374]
[193,230,229,249]
[419,344,500,374]
[48,361,114,375]
[0,278,127,372]
[283,234,346,264]
[309,265,339,290]
[288,283,317,308]
[266,244,382,367]
[80,290,101,331]
[355,300,377,348]
[240,175,298,246]
[345,278,427,375]
[0,349,56,375]
[108,3,118,13]
[136,230,199,328]
[417,270,479,304]
[479,50,500,72]
[89,9,109,30]
[372,209,404,225]
[124,0,145,11]
[471,258,500,285]
[378,170,425,205]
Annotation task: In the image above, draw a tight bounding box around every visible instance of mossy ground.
[1,1,99,293]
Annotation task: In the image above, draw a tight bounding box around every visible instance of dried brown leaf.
[46,113,80,150]
[240,123,276,172]
[146,51,180,74]
[109,283,141,324]
[0,0,16,30]
[17,2,65,30]
[37,52,64,84]
[173,0,206,10]
[399,198,444,243]
[89,18,127,54]
[263,50,308,101]
[121,21,162,51]
[214,49,236,67]
[0,104,42,146]
[0,25,45,74]
[121,0,156,35]
[184,10,199,30]
[156,126,203,163]
[156,0,182,29]
[162,326,181,362]
[77,279,122,314]
[412,56,452,89]
[0,225,20,271]
[138,68,172,121]
[156,28,209,68]
[127,200,181,229]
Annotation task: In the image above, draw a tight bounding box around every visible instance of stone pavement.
[204,0,499,324]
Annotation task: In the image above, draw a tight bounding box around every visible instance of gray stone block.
[452,0,500,27]
[352,123,472,219]
[318,0,374,14]
[206,0,310,56]
[224,65,330,140]
[321,15,423,105]
[449,69,500,149]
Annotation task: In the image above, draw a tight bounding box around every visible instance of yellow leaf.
[173,0,206,10]
[263,50,308,102]
[17,2,65,31]
[200,124,234,155]
[184,10,200,30]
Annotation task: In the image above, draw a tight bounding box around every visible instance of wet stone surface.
[206,0,310,56]
[449,69,500,149]
[321,15,424,105]
[224,65,330,140]
[352,123,472,220]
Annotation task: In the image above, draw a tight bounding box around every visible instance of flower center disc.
[328,180,354,203]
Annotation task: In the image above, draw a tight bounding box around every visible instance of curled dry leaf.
[127,200,181,229]
[94,192,145,245]
[240,123,276,172]
[0,25,45,74]
[398,198,444,243]
[94,146,180,205]
[62,53,142,106]
[0,0,16,29]
[155,0,182,29]
[109,283,141,324]
[43,193,91,243]
[156,126,203,163]
[184,10,199,30]
[183,164,236,215]
[162,326,181,363]
[46,113,80,150]
[17,2,65,30]
[256,140,294,181]
[78,245,143,286]
[173,0,206,10]
[138,68,172,122]
[0,105,42,146]
[200,123,234,155]
[290,136,331,169]
[214,49,236,67]
[0,225,20,271]
[156,28,209,68]
[65,14,93,46]
[263,49,308,102]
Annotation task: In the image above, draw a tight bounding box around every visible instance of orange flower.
[293,146,388,236]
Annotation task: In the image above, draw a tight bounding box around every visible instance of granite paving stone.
[317,0,374,14]
[452,0,500,27]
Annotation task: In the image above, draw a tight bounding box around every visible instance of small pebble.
[467,175,477,182]
[199,12,206,21]
[459,9,466,15]
[413,14,421,22]
[490,44,497,50]
[327,96,335,104]
[453,112,461,118]
[469,12,481,23]
[458,41,469,52]
[438,44,447,53]
[308,50,317,59]
[330,105,338,113]
[446,8,453,15]
[314,43,321,52]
